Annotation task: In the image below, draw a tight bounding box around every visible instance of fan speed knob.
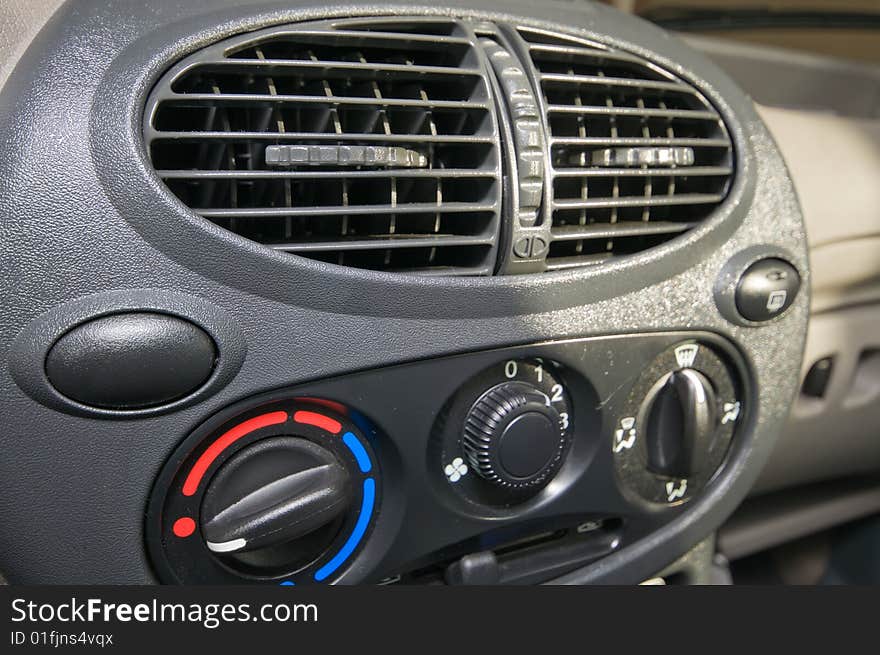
[461,381,567,489]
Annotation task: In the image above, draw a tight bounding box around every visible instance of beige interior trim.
[756,303,880,493]
[757,105,880,312]
[0,0,65,93]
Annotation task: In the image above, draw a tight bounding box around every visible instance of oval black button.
[46,312,216,410]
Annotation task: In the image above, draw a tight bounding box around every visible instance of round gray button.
[735,258,800,322]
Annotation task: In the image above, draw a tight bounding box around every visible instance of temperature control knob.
[462,381,567,489]
[202,437,352,556]
[147,398,379,585]
[201,436,354,572]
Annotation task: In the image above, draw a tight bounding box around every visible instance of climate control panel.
[146,332,746,585]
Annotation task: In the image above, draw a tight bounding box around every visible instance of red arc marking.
[182,411,288,496]
[293,410,342,435]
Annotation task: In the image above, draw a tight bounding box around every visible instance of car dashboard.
[0,0,876,586]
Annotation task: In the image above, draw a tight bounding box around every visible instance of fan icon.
[444,457,468,483]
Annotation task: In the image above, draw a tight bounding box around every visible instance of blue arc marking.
[342,431,372,473]
[314,477,375,582]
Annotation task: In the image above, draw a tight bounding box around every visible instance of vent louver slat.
[518,26,734,268]
[146,19,501,275]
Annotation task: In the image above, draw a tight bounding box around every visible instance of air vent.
[145,19,502,275]
[518,27,734,271]
[145,18,737,276]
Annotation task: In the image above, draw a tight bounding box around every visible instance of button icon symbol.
[613,417,637,453]
[444,457,468,483]
[766,289,787,313]
[721,401,741,424]
[665,479,688,502]
[674,344,699,368]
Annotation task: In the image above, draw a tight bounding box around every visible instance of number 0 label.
[505,361,518,378]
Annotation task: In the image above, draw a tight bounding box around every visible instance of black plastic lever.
[201,438,352,555]
[645,369,717,478]
[444,530,620,585]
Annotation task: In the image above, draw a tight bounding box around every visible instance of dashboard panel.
[0,0,815,584]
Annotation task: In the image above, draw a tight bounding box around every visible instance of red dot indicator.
[172,517,196,538]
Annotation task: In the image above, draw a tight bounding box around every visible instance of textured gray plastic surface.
[0,0,808,584]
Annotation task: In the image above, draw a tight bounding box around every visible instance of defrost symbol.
[674,344,699,368]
